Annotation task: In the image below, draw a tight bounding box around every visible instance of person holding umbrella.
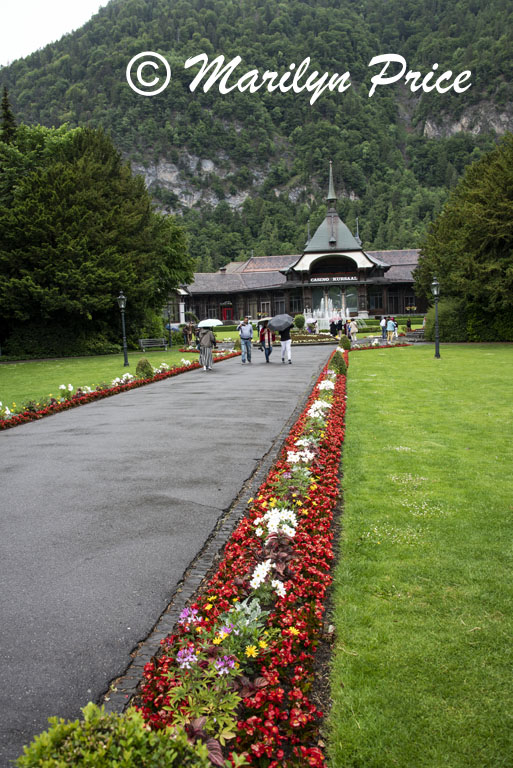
[198,325,216,370]
[268,313,295,364]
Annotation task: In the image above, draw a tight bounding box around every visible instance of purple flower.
[215,655,236,675]
[178,607,199,625]
[176,647,196,669]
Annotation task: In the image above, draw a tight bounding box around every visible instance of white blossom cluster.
[307,399,332,419]
[155,362,170,372]
[59,383,74,392]
[111,373,135,386]
[180,358,192,366]
[287,448,316,464]
[0,402,12,418]
[318,379,335,390]
[249,558,287,598]
[254,507,297,539]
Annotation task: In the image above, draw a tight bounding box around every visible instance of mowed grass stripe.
[328,345,513,768]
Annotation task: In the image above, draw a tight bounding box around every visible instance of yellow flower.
[310,484,317,491]
[269,498,277,507]
[207,595,217,602]
[245,645,258,658]
[296,500,303,507]
[234,662,240,669]
[259,640,268,649]
[195,626,203,633]
[292,493,297,498]
[248,497,254,504]
[204,603,213,611]
[212,637,223,645]
[289,627,300,636]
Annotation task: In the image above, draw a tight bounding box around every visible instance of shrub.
[331,350,347,375]
[185,311,199,323]
[465,306,513,342]
[338,335,351,351]
[232,337,241,350]
[16,703,210,768]
[136,357,155,379]
[424,298,468,342]
[294,314,305,330]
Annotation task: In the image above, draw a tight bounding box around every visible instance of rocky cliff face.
[423,103,513,138]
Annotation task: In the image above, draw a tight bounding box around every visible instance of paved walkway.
[0,346,331,766]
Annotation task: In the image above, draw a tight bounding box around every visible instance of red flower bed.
[0,352,240,431]
[138,351,349,766]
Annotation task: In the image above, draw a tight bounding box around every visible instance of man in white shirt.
[237,316,253,364]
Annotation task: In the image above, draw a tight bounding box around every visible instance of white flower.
[59,384,66,390]
[249,558,273,589]
[271,579,287,598]
[255,527,264,537]
[281,524,296,538]
[181,358,192,366]
[319,380,335,390]
[67,384,73,391]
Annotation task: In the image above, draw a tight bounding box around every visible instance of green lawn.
[327,344,513,768]
[0,349,201,408]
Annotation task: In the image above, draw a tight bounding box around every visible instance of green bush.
[294,314,305,330]
[338,335,352,351]
[185,311,199,323]
[330,350,347,375]
[465,306,513,342]
[136,357,155,379]
[16,703,210,767]
[424,299,468,342]
[233,337,241,350]
[3,322,121,359]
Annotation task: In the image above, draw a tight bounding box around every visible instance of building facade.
[183,164,426,322]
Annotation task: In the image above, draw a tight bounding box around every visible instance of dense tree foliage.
[0,124,193,354]
[415,132,513,340]
[0,0,510,269]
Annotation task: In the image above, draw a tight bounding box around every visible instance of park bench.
[138,338,168,352]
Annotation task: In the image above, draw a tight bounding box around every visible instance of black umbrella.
[268,314,294,332]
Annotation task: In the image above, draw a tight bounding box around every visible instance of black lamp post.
[166,302,173,349]
[117,291,129,367]
[431,277,440,359]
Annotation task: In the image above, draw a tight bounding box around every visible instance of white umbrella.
[197,318,223,327]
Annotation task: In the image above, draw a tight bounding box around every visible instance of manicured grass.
[327,344,513,768]
[0,349,199,407]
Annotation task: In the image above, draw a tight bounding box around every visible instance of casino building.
[182,163,426,324]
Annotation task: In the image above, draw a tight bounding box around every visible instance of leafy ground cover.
[0,349,200,407]
[327,344,513,767]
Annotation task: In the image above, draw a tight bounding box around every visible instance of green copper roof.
[304,211,362,252]
[327,159,336,204]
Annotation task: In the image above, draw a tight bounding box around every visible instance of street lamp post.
[431,277,440,359]
[166,302,173,349]
[117,291,129,367]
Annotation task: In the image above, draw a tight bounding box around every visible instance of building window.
[369,290,383,311]
[274,298,285,314]
[290,295,302,314]
[260,300,271,315]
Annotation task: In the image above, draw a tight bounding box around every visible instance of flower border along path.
[138,350,348,768]
[0,352,240,431]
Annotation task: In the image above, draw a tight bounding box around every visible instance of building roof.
[185,250,421,293]
[304,211,362,253]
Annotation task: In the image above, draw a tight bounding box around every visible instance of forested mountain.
[1,0,512,270]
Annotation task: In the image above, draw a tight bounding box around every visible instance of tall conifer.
[0,87,16,144]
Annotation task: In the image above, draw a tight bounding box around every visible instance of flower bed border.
[138,350,348,767]
[0,352,240,431]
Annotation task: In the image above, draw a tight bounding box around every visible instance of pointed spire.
[327,160,337,207]
[305,219,311,247]
[354,216,362,246]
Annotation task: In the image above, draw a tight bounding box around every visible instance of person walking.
[386,316,395,343]
[237,316,254,364]
[198,326,216,370]
[380,315,387,339]
[349,319,358,345]
[392,317,398,338]
[259,321,275,363]
[406,317,412,333]
[280,322,294,364]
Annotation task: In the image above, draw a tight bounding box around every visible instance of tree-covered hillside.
[1,0,511,269]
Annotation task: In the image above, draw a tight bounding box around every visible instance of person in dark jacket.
[198,327,216,370]
[280,323,294,364]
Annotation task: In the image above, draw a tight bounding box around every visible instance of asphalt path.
[0,345,332,766]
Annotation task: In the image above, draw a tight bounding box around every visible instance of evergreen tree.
[0,124,193,350]
[0,87,16,144]
[415,132,513,313]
